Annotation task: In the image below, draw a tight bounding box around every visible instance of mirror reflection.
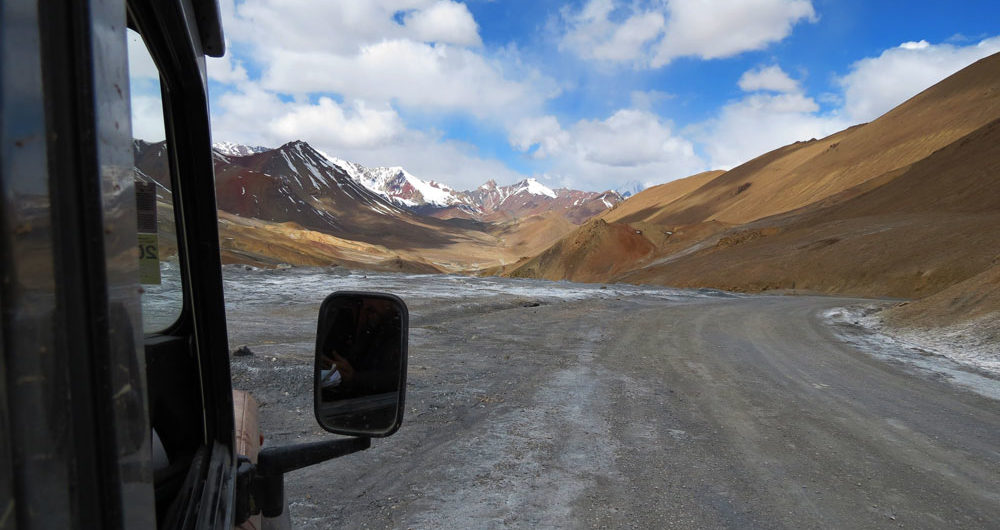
[314,292,407,437]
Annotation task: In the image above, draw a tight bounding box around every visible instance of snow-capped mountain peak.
[517,178,557,199]
[316,152,475,211]
[212,141,271,157]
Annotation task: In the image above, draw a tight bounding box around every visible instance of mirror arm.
[247,437,372,518]
[258,436,371,476]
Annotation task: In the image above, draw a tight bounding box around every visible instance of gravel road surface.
[226,270,1000,529]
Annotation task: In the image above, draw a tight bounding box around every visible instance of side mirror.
[313,292,408,437]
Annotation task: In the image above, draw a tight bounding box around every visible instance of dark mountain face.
[211,140,410,234]
[137,140,501,252]
[136,140,424,242]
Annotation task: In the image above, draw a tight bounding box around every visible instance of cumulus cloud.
[127,31,166,141]
[560,0,816,68]
[561,1,665,63]
[271,99,406,149]
[211,87,402,150]
[131,94,166,142]
[127,31,159,80]
[512,109,706,190]
[218,0,548,119]
[257,40,544,117]
[207,53,249,85]
[224,0,479,55]
[738,64,800,93]
[403,0,482,47]
[838,36,1000,122]
[652,0,816,67]
[509,116,571,159]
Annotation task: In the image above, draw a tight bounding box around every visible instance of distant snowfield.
[824,305,1000,400]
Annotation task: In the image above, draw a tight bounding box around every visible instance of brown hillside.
[509,218,655,283]
[603,170,724,225]
[491,212,576,259]
[623,116,1000,299]
[217,213,442,273]
[885,260,1000,328]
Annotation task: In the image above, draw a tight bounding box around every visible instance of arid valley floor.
[217,268,1000,529]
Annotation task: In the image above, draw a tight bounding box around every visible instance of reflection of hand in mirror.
[331,352,355,383]
[319,351,356,389]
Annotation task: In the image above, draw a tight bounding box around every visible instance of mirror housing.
[313,291,408,437]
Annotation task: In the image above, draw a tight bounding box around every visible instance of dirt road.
[228,273,999,529]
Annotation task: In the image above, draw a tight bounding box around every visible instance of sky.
[129,0,1000,193]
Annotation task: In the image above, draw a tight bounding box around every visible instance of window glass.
[128,28,183,332]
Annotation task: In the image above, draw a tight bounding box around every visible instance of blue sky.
[130,1,1000,192]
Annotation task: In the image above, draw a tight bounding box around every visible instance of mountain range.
[135,138,623,272]
[209,141,622,224]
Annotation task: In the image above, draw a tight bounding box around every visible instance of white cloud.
[560,0,815,68]
[560,1,664,64]
[272,99,405,149]
[738,64,800,93]
[127,30,165,142]
[257,40,545,118]
[838,36,1000,122]
[215,0,552,120]
[652,0,816,67]
[131,94,166,142]
[207,53,249,85]
[224,0,477,55]
[510,116,571,159]
[212,86,403,149]
[403,0,482,47]
[575,109,697,167]
[127,31,159,80]
[512,109,706,190]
